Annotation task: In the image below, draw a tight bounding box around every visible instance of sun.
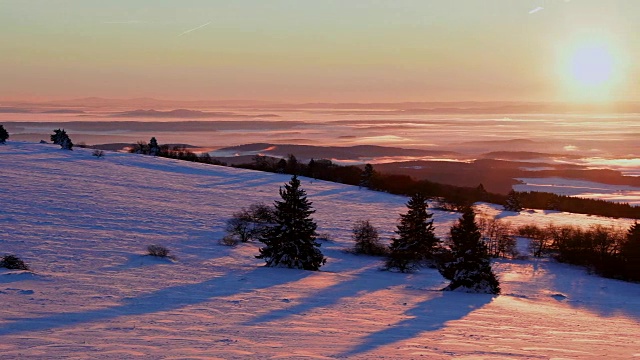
[568,44,614,88]
[557,35,626,103]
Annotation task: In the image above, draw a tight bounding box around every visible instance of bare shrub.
[477,215,517,258]
[352,220,387,256]
[518,224,550,257]
[225,202,276,243]
[0,254,30,270]
[147,244,170,258]
[92,149,105,158]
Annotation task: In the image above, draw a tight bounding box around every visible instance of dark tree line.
[239,155,640,219]
[517,191,640,219]
[518,222,640,281]
[129,137,226,166]
[126,139,640,219]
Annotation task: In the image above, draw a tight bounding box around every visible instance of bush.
[477,215,517,258]
[225,202,276,243]
[0,254,30,270]
[516,222,634,280]
[0,124,9,144]
[352,220,387,256]
[518,224,550,257]
[92,149,105,158]
[147,244,171,258]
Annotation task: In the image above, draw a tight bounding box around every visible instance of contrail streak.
[102,20,144,24]
[178,21,212,37]
[528,6,544,14]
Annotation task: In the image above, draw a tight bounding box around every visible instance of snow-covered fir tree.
[51,129,73,150]
[386,193,440,272]
[503,189,523,212]
[438,207,500,294]
[148,137,160,156]
[0,124,9,144]
[256,175,326,270]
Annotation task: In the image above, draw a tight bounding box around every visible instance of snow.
[1,141,639,359]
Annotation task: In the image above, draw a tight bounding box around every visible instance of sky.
[1,0,639,103]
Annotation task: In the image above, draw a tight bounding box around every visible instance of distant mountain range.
[108,109,279,118]
[0,107,85,114]
[3,97,640,113]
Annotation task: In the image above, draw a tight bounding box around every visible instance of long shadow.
[100,254,176,272]
[338,292,494,358]
[0,271,43,284]
[197,176,281,191]
[244,265,407,326]
[0,266,311,336]
[546,260,640,320]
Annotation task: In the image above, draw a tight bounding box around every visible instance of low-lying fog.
[3,108,639,205]
[3,110,638,171]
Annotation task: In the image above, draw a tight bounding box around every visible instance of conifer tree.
[286,154,299,174]
[476,183,489,202]
[386,193,439,272]
[360,163,375,189]
[307,158,317,179]
[148,137,160,156]
[622,222,640,281]
[0,124,8,144]
[51,129,73,150]
[438,208,500,294]
[276,158,287,173]
[257,175,325,270]
[504,189,523,212]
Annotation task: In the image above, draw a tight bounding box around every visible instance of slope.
[1,142,639,359]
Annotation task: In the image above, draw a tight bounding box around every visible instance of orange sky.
[1,1,638,103]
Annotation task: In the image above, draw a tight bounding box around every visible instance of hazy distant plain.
[3,109,639,172]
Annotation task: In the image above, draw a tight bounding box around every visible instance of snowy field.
[1,142,639,359]
[514,177,640,206]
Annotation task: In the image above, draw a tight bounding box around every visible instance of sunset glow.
[1,1,639,103]
[557,32,627,102]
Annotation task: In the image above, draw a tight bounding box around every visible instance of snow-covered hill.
[1,142,639,359]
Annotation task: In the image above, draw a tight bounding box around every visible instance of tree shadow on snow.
[244,265,406,326]
[101,253,176,271]
[337,292,494,358]
[0,271,42,284]
[0,266,311,337]
[546,261,640,321]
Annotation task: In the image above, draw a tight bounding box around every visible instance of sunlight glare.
[569,44,614,87]
[557,33,627,103]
